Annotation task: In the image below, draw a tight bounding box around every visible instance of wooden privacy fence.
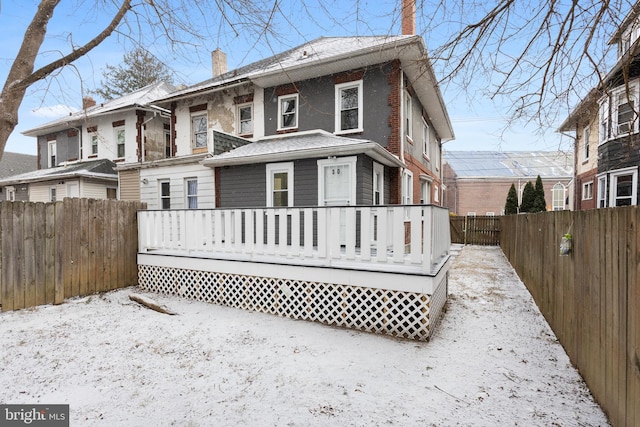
[500,208,640,427]
[450,215,501,245]
[0,199,145,312]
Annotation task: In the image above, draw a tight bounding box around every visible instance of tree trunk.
[0,0,131,161]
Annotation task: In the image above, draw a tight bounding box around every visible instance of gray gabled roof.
[202,130,404,168]
[444,151,574,179]
[158,36,454,141]
[22,81,175,137]
[0,152,38,179]
[0,159,118,186]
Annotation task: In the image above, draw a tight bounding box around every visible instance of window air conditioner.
[618,121,633,134]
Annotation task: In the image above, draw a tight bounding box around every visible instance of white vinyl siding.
[140,164,216,210]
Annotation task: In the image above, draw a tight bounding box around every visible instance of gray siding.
[263,62,393,146]
[219,154,391,208]
[219,163,266,208]
[292,159,317,206]
[598,136,640,173]
[37,130,81,169]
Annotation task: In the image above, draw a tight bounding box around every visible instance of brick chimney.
[211,48,227,77]
[82,96,96,110]
[401,0,416,35]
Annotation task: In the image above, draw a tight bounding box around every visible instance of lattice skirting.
[138,264,447,341]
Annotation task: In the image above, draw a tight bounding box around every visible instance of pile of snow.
[0,246,608,426]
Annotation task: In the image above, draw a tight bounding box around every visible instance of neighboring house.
[559,4,640,208]
[0,152,38,201]
[19,81,174,201]
[0,159,118,203]
[443,151,574,216]
[119,34,454,210]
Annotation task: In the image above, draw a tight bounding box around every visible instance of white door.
[67,182,79,198]
[322,164,352,206]
[318,158,356,245]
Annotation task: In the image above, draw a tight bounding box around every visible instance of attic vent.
[298,50,313,60]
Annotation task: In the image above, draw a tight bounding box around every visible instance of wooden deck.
[137,205,451,340]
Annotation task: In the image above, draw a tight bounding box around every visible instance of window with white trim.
[373,162,384,205]
[48,141,57,168]
[582,126,590,161]
[434,185,439,203]
[50,187,57,202]
[192,114,208,148]
[164,129,171,158]
[185,178,198,209]
[552,183,565,211]
[278,94,298,130]
[7,187,15,201]
[582,181,594,200]
[402,170,413,205]
[422,120,430,158]
[114,127,125,158]
[335,80,363,133]
[467,212,476,217]
[609,167,638,206]
[159,180,171,209]
[237,103,253,135]
[266,162,294,207]
[486,212,495,216]
[600,83,640,143]
[420,180,431,204]
[597,174,608,208]
[613,86,638,136]
[405,90,413,141]
[599,96,610,143]
[90,133,98,156]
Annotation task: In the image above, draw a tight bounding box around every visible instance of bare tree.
[420,0,635,129]
[0,0,278,160]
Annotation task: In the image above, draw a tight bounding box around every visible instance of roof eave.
[201,142,404,168]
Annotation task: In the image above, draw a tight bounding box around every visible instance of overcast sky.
[0,1,593,156]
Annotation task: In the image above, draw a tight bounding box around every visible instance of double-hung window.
[609,167,638,206]
[373,162,384,205]
[114,127,125,158]
[405,90,413,141]
[91,134,99,156]
[582,126,590,161]
[278,94,298,130]
[422,120,430,159]
[159,180,171,209]
[185,178,198,209]
[599,97,610,143]
[402,170,413,205]
[237,104,253,135]
[615,88,637,136]
[335,80,363,133]
[597,174,608,208]
[582,181,594,201]
[192,114,208,148]
[266,162,294,207]
[48,141,57,168]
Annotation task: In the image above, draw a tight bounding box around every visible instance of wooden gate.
[449,215,501,245]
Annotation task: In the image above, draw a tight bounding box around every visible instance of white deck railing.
[138,205,451,275]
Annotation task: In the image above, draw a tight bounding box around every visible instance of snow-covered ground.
[0,245,609,426]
